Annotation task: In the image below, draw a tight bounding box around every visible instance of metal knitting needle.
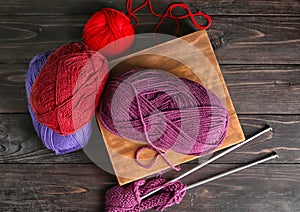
[186,152,278,190]
[141,126,272,200]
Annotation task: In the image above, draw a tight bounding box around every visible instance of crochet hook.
[141,126,272,200]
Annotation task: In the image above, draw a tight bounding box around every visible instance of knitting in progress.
[105,128,277,212]
[16,0,288,210]
[105,177,186,212]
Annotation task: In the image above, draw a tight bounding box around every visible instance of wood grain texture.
[2,64,299,114]
[213,115,300,164]
[0,164,114,212]
[208,16,300,65]
[1,0,299,211]
[0,15,298,64]
[222,65,300,114]
[0,64,28,113]
[0,163,299,211]
[0,114,299,164]
[0,0,298,16]
[0,114,91,164]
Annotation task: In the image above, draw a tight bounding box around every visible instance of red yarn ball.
[30,42,109,135]
[83,8,135,57]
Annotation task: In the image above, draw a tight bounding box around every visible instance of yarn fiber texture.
[30,42,109,136]
[82,2,211,57]
[105,177,186,211]
[98,69,229,157]
[83,8,135,57]
[25,51,92,154]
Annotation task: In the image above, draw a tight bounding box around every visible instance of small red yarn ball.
[83,8,135,57]
[30,42,109,135]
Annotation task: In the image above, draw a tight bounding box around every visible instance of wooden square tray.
[97,30,245,185]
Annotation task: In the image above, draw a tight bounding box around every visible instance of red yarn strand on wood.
[126,0,212,35]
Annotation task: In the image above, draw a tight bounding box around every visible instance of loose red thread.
[126,0,212,35]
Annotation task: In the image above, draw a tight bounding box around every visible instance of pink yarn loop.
[135,146,180,171]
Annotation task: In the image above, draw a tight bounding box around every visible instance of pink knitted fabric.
[105,177,186,211]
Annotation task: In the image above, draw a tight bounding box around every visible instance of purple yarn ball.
[98,69,229,156]
[25,51,92,154]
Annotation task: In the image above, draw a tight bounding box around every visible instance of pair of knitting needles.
[141,126,276,200]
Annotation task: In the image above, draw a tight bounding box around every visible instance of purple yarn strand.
[25,51,92,154]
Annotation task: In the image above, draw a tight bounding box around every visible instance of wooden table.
[0,1,299,211]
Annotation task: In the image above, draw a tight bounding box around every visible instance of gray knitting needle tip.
[141,126,272,200]
[186,152,278,191]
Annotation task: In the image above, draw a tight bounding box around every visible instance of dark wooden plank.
[0,164,113,212]
[188,0,300,16]
[0,163,299,211]
[222,65,300,115]
[0,0,298,16]
[208,16,300,65]
[0,15,298,64]
[0,64,28,113]
[1,64,299,114]
[0,113,91,164]
[211,115,300,164]
[0,15,85,64]
[0,114,299,164]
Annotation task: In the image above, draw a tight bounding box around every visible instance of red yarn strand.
[126,0,212,35]
[126,0,149,27]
